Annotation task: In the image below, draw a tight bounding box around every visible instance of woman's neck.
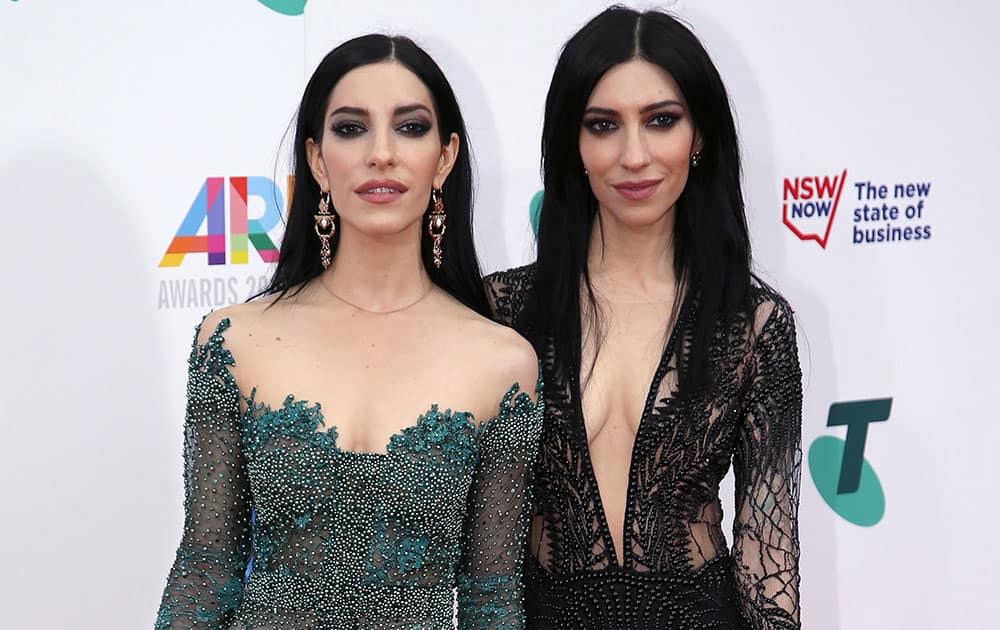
[587,207,677,299]
[320,222,433,312]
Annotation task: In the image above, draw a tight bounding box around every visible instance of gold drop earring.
[427,187,446,268]
[314,191,336,269]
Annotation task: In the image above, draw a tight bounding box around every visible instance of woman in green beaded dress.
[156,34,542,629]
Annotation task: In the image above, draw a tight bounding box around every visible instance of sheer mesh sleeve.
[457,376,544,630]
[156,318,252,629]
[483,264,534,327]
[732,298,803,630]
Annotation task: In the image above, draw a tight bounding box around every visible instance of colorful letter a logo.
[160,177,281,267]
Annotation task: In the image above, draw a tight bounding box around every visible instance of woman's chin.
[339,215,424,241]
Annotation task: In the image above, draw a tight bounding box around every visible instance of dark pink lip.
[355,179,408,204]
[612,179,662,201]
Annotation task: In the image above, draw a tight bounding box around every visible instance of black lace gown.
[486,265,802,630]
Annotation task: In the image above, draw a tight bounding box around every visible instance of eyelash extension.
[332,121,366,137]
[331,120,433,138]
[582,112,684,136]
[582,118,618,135]
[396,120,432,137]
[646,112,681,128]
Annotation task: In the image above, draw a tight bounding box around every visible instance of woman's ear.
[432,132,460,189]
[692,130,704,156]
[306,137,329,191]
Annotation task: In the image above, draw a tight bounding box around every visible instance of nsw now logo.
[782,169,847,249]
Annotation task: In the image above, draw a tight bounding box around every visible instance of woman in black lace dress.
[486,7,802,629]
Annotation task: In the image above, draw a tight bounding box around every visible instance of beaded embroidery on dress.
[485,264,802,630]
[156,318,544,629]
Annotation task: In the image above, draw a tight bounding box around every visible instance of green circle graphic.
[257,0,307,16]
[808,436,885,526]
[529,190,544,237]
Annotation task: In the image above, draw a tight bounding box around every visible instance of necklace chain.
[319,275,434,315]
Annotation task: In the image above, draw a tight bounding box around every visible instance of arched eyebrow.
[330,106,367,117]
[583,99,685,117]
[394,104,432,117]
[329,104,433,118]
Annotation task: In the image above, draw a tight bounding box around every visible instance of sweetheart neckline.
[195,316,540,457]
[242,388,516,457]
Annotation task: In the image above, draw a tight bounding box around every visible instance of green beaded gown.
[155,318,543,629]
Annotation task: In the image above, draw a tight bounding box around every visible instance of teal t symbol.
[827,398,891,494]
[808,397,891,526]
[256,0,307,15]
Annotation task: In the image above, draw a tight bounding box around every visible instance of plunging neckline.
[571,295,689,568]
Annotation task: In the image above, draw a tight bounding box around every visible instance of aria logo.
[808,398,891,526]
[159,176,285,268]
[782,169,848,249]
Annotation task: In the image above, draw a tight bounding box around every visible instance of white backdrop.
[1,1,997,628]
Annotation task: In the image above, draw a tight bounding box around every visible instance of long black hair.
[259,34,489,317]
[524,7,752,390]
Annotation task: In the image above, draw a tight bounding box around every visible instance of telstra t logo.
[256,0,307,16]
[808,398,891,526]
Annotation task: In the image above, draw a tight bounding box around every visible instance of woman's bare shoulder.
[446,308,539,404]
[194,294,282,346]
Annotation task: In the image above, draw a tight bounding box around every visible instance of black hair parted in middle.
[258,34,489,317]
[524,6,753,391]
